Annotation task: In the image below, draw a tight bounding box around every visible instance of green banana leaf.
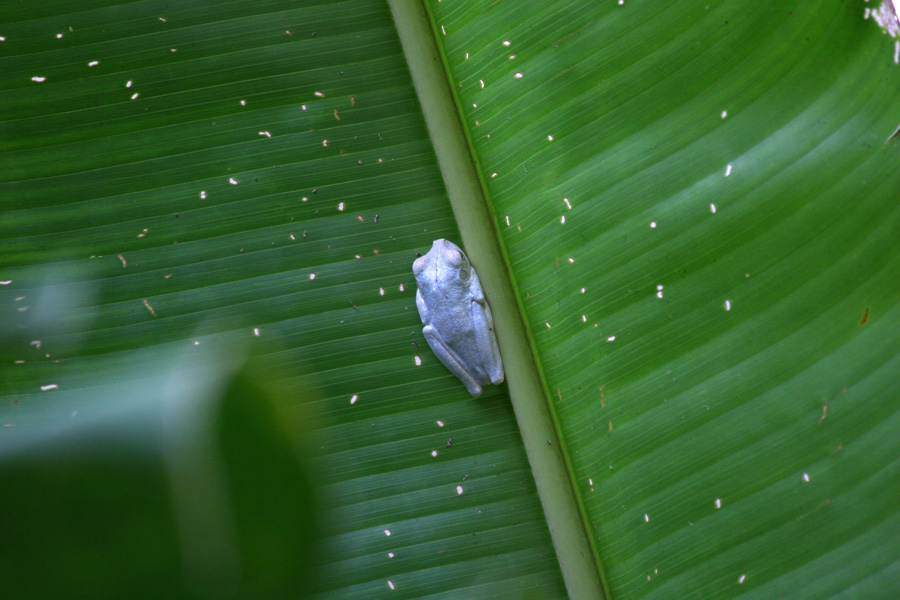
[2,0,899,598]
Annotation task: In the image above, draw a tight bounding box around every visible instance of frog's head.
[413,239,472,292]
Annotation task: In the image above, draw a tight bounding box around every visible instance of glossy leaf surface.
[430,0,900,597]
[0,1,564,598]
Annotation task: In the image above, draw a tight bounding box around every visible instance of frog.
[412,239,504,397]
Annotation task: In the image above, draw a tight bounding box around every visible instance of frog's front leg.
[422,325,484,397]
[415,288,430,324]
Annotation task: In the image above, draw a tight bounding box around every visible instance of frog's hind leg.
[422,325,483,397]
[471,299,504,385]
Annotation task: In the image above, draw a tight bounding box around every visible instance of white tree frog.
[413,239,504,397]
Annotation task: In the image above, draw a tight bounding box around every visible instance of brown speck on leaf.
[818,401,829,424]
[605,420,613,437]
[333,107,341,120]
[797,498,831,521]
[600,384,606,408]
[557,389,563,402]
[860,308,869,325]
[118,254,127,268]
[143,299,157,317]
[831,443,843,455]
[350,96,356,106]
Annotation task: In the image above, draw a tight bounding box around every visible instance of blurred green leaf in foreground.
[0,290,321,600]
